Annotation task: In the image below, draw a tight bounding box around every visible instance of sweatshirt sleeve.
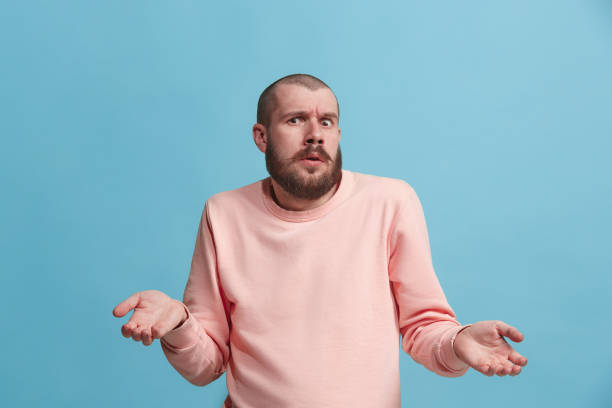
[388,183,470,377]
[160,200,231,386]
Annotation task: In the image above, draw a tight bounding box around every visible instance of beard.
[265,138,343,200]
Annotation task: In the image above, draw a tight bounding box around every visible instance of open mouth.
[300,157,324,166]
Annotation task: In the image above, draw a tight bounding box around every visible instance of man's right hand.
[112,290,188,346]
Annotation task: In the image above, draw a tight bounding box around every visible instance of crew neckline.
[261,169,355,223]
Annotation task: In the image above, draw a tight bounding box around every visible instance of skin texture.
[113,81,528,377]
[453,320,528,376]
[113,290,187,346]
[252,83,342,211]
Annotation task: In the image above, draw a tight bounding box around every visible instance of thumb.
[113,293,141,318]
[496,321,524,343]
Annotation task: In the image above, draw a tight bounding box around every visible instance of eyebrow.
[281,111,339,120]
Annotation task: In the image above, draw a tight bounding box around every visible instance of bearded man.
[113,74,528,408]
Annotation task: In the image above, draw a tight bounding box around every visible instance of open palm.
[453,320,528,376]
[113,290,187,346]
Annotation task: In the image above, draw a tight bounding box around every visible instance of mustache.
[293,146,333,162]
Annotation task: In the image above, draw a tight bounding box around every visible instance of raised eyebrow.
[281,111,338,121]
[282,111,309,120]
[321,112,338,120]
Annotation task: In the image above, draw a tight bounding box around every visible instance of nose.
[304,118,324,146]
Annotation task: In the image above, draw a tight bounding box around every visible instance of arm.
[160,200,231,386]
[388,183,469,377]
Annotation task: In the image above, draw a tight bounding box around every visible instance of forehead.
[271,84,338,117]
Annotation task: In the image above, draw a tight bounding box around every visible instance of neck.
[270,177,341,211]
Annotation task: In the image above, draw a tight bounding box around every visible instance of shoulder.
[204,178,265,217]
[349,170,419,206]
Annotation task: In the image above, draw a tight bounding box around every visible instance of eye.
[288,117,302,124]
[321,119,333,127]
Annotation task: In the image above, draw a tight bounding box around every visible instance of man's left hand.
[453,320,528,376]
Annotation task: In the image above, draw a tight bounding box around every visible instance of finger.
[122,319,141,337]
[141,327,153,346]
[113,293,141,318]
[508,350,528,366]
[478,364,494,377]
[121,322,136,338]
[131,324,143,342]
[496,321,524,342]
[496,361,513,377]
[509,365,522,376]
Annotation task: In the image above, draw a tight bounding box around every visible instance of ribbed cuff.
[439,324,472,372]
[161,302,199,350]
[451,324,472,352]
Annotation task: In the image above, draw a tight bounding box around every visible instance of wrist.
[173,301,189,330]
[451,324,472,360]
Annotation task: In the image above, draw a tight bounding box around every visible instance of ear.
[253,123,267,153]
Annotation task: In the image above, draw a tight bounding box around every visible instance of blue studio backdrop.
[1,1,611,407]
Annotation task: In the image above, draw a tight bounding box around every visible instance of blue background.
[2,1,611,407]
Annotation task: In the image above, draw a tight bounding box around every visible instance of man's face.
[263,84,342,200]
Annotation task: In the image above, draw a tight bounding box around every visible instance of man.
[113,74,528,407]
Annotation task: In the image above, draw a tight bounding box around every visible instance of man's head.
[253,74,342,201]
[256,74,340,128]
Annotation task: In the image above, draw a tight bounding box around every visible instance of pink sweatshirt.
[161,169,470,407]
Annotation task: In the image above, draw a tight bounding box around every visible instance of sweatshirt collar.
[261,169,354,223]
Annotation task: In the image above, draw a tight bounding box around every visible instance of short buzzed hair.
[256,73,339,128]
